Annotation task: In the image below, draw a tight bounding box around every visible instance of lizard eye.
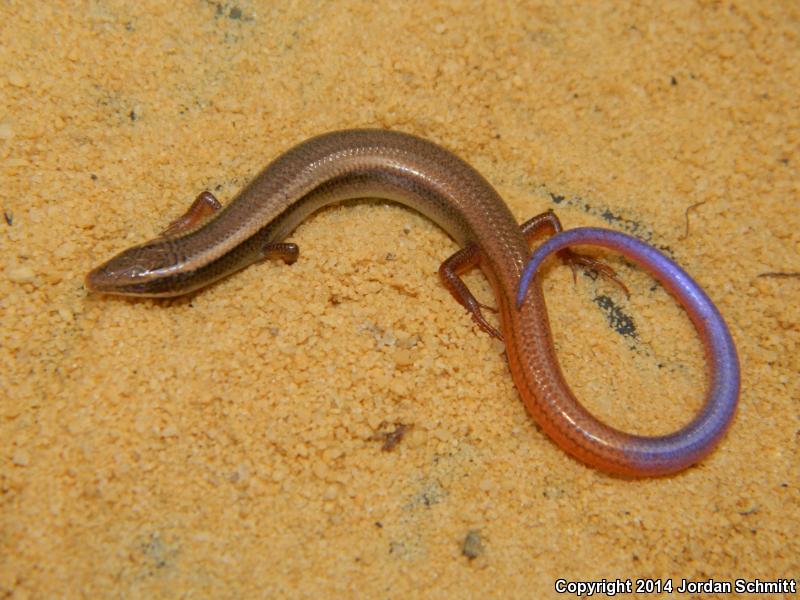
[128,265,148,278]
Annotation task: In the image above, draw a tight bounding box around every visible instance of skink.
[85,129,739,476]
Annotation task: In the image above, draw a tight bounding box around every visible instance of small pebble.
[462,530,484,560]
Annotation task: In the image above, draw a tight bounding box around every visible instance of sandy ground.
[1,1,798,597]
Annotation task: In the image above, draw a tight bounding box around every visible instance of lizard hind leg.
[439,244,503,340]
[520,210,628,296]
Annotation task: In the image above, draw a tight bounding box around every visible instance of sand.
[1,1,798,597]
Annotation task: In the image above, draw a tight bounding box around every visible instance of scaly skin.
[86,129,739,476]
